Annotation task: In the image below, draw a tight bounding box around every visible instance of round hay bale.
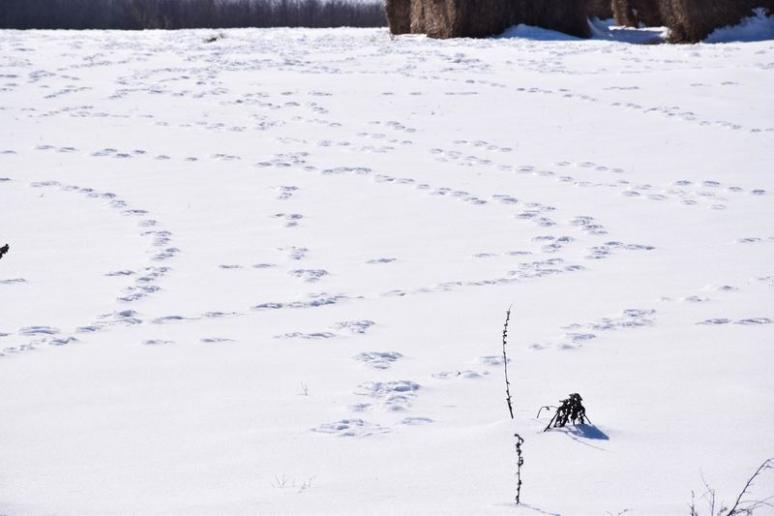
[613,0,663,26]
[410,0,591,39]
[516,0,592,38]
[386,0,412,34]
[588,0,614,19]
[660,0,774,42]
[410,0,513,38]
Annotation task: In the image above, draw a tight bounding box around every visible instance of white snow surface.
[1,28,773,515]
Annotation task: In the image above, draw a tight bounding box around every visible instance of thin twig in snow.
[727,458,774,515]
[502,306,514,419]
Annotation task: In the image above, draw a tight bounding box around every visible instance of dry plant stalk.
[727,457,774,515]
[543,393,590,432]
[689,457,773,515]
[514,433,524,505]
[501,306,523,505]
[502,306,514,419]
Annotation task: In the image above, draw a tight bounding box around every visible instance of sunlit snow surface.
[0,27,773,515]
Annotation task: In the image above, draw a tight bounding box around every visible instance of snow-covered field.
[1,26,773,515]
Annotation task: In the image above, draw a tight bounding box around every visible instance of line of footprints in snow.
[2,124,773,336]
[1,138,771,352]
[6,35,774,136]
[0,183,771,441]
[2,126,768,216]
[0,176,176,355]
[431,140,767,210]
[2,152,772,357]
[396,71,774,135]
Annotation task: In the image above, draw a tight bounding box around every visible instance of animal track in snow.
[276,185,299,200]
[252,293,352,311]
[275,332,336,340]
[96,309,144,327]
[736,236,774,245]
[531,309,656,350]
[570,215,607,236]
[371,256,586,302]
[354,352,402,370]
[530,235,575,254]
[18,326,60,336]
[355,380,421,412]
[437,141,765,209]
[334,320,374,334]
[152,315,192,324]
[586,241,655,260]
[367,257,397,264]
[49,336,79,346]
[506,82,772,133]
[585,308,657,331]
[432,370,488,380]
[478,355,509,367]
[703,284,739,293]
[144,339,174,346]
[272,212,304,228]
[0,278,27,285]
[255,151,309,169]
[312,419,390,438]
[697,317,771,326]
[279,246,309,261]
[680,295,711,303]
[507,257,584,280]
[400,417,433,426]
[20,179,175,346]
[289,269,329,283]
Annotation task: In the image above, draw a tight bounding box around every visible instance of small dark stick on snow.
[536,405,557,419]
[0,243,9,261]
[502,306,514,419]
[514,433,524,505]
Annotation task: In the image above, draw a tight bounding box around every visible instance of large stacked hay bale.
[588,0,614,20]
[409,0,425,32]
[407,0,590,39]
[408,0,511,38]
[612,0,663,26]
[515,0,592,37]
[659,0,774,42]
[386,0,412,34]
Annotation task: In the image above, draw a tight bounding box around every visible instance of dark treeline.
[0,0,387,29]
